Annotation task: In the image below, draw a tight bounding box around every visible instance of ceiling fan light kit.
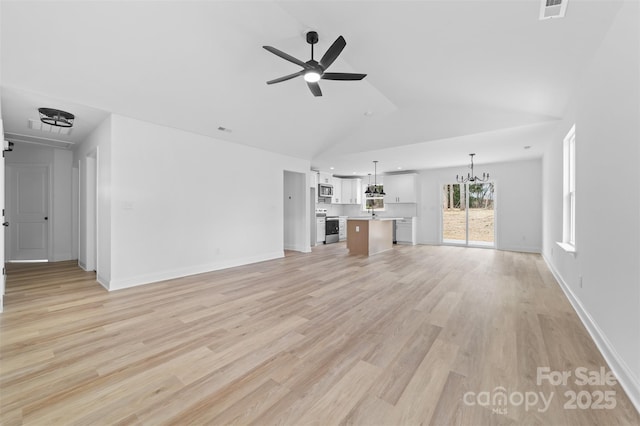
[263,31,367,97]
[38,107,75,128]
[304,71,321,83]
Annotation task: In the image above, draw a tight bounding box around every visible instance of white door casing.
[6,164,49,261]
[0,139,5,312]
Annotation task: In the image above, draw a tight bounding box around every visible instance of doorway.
[442,182,495,247]
[5,164,50,261]
[283,170,308,253]
[0,141,4,311]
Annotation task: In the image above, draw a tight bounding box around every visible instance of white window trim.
[558,124,576,255]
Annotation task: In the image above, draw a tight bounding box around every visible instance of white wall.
[106,114,310,290]
[71,167,78,260]
[417,158,542,252]
[52,148,73,261]
[74,115,112,285]
[542,1,640,410]
[5,143,74,261]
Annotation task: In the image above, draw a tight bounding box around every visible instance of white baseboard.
[497,244,541,253]
[0,295,3,313]
[284,244,312,253]
[108,251,285,291]
[543,253,640,414]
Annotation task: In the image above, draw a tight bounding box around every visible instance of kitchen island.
[346,217,402,256]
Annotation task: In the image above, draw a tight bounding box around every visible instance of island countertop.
[346,217,404,221]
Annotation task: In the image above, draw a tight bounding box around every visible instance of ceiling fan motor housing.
[306,31,319,45]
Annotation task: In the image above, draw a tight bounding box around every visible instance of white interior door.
[6,164,49,261]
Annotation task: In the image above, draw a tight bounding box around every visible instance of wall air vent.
[28,119,73,135]
[540,0,568,20]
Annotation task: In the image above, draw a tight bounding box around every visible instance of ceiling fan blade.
[321,72,367,81]
[263,46,311,69]
[307,81,322,97]
[266,70,305,85]
[319,36,346,69]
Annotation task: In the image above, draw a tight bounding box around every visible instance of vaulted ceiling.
[0,1,624,174]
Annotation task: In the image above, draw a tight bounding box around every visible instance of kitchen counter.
[347,217,404,221]
[346,218,395,256]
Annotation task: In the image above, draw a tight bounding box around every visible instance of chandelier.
[456,153,489,183]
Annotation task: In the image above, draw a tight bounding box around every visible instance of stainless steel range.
[325,216,339,244]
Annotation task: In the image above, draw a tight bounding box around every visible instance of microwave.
[318,183,333,197]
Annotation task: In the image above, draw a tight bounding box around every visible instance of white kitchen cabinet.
[338,217,347,241]
[341,178,362,204]
[384,173,417,203]
[395,217,416,245]
[331,176,342,204]
[318,172,332,185]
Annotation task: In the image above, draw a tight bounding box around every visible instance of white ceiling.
[0,0,623,174]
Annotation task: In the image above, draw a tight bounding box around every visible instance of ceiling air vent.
[28,119,73,135]
[540,0,568,20]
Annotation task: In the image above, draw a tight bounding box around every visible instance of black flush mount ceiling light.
[456,153,490,183]
[38,108,74,128]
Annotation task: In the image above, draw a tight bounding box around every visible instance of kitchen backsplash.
[324,203,417,218]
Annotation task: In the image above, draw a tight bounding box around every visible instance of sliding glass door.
[442,183,494,247]
[442,183,467,244]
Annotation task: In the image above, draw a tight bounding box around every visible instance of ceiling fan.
[263,31,367,97]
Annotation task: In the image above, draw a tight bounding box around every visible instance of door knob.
[2,222,8,227]
[44,217,48,220]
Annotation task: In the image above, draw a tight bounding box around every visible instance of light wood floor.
[1,244,638,425]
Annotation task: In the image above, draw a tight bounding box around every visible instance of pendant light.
[364,173,373,195]
[456,153,490,183]
[371,160,385,195]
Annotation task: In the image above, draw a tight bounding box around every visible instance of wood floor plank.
[391,337,460,424]
[295,360,382,425]
[369,322,442,405]
[1,244,638,425]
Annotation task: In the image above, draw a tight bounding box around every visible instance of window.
[363,184,385,212]
[561,124,576,251]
